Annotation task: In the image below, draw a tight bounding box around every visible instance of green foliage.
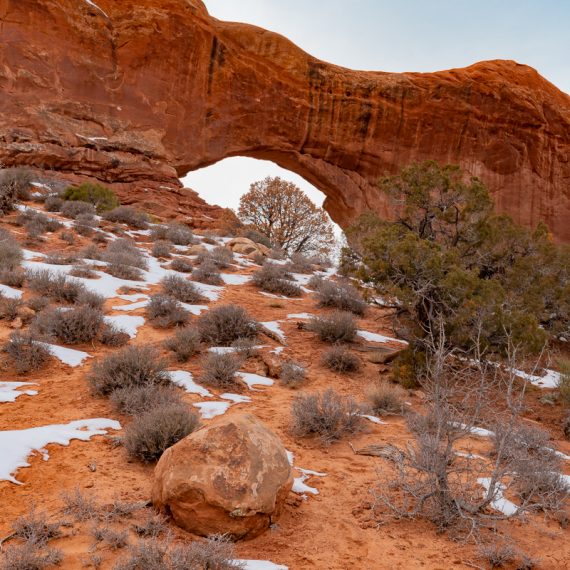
[63,182,119,212]
[558,358,570,407]
[344,161,568,356]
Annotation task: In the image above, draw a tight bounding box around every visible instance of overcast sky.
[182,0,569,212]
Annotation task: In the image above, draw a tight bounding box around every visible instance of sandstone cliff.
[1,0,569,237]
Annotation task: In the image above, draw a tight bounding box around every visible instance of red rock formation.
[1,0,569,238]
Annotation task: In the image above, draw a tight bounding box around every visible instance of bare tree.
[238,176,335,256]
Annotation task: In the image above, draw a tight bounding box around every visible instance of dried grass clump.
[161,275,205,303]
[321,345,361,373]
[88,345,170,396]
[61,487,99,521]
[146,295,189,328]
[199,352,242,390]
[314,279,367,315]
[280,361,307,388]
[191,260,223,285]
[11,507,61,546]
[1,544,63,570]
[123,404,200,462]
[252,264,302,298]
[198,305,257,346]
[291,388,363,444]
[164,326,201,362]
[103,206,149,229]
[308,311,357,343]
[4,332,51,374]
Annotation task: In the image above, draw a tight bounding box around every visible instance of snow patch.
[168,371,212,397]
[235,561,288,570]
[261,321,285,342]
[193,401,231,419]
[237,372,274,391]
[0,419,120,484]
[40,343,91,367]
[104,315,145,338]
[478,477,518,516]
[0,382,38,403]
[220,393,252,404]
[220,273,251,285]
[286,313,313,320]
[0,284,23,299]
[357,330,408,345]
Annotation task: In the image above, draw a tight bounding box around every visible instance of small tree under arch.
[238,176,335,256]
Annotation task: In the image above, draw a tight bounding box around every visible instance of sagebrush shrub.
[170,257,193,273]
[0,167,32,214]
[161,274,204,303]
[100,323,130,347]
[151,222,194,245]
[146,294,189,327]
[32,306,104,344]
[69,264,97,279]
[366,381,404,415]
[0,267,25,288]
[0,296,22,321]
[104,238,148,280]
[287,252,314,274]
[4,332,51,374]
[196,246,233,268]
[198,304,257,346]
[11,507,61,546]
[123,404,200,462]
[44,195,63,212]
[0,230,23,271]
[280,361,307,388]
[314,279,367,315]
[164,326,201,362]
[44,251,80,265]
[291,388,363,444]
[88,345,170,395]
[26,269,89,304]
[1,544,63,570]
[192,260,223,285]
[199,352,242,390]
[110,384,183,416]
[104,206,149,229]
[152,240,172,258]
[308,311,357,343]
[322,345,361,373]
[252,263,302,297]
[60,200,96,219]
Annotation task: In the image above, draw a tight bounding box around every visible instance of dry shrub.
[291,389,363,444]
[32,306,104,344]
[322,345,361,373]
[230,337,259,358]
[104,238,147,280]
[146,294,189,328]
[0,168,32,214]
[198,304,257,346]
[192,260,223,285]
[477,543,516,568]
[113,538,168,570]
[170,257,193,273]
[91,527,128,550]
[196,246,233,269]
[17,210,62,239]
[169,535,242,570]
[61,488,98,521]
[25,269,103,306]
[0,296,22,321]
[133,513,168,538]
[0,268,25,288]
[123,404,200,462]
[44,195,63,212]
[103,206,149,229]
[88,345,170,396]
[314,279,367,315]
[152,240,172,258]
[564,413,570,440]
[100,323,130,347]
[74,213,98,236]
[308,311,357,343]
[280,361,307,388]
[11,507,61,546]
[164,326,201,362]
[60,200,96,219]
[558,358,570,407]
[252,264,301,297]
[0,230,23,271]
[1,544,63,570]
[287,252,314,274]
[366,381,404,415]
[151,222,194,246]
[111,384,183,416]
[161,274,204,303]
[69,265,98,279]
[199,352,242,390]
[4,332,51,374]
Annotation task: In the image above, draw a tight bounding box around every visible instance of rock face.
[152,413,293,540]
[1,1,569,238]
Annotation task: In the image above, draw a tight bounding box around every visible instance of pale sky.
[182,0,569,212]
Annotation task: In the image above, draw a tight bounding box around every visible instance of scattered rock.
[367,348,404,364]
[152,413,293,540]
[187,244,208,255]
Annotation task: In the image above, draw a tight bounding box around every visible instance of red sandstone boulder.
[151,413,293,540]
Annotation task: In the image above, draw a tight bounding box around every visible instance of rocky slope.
[1,1,569,238]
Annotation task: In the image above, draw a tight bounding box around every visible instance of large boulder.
[151,413,293,540]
